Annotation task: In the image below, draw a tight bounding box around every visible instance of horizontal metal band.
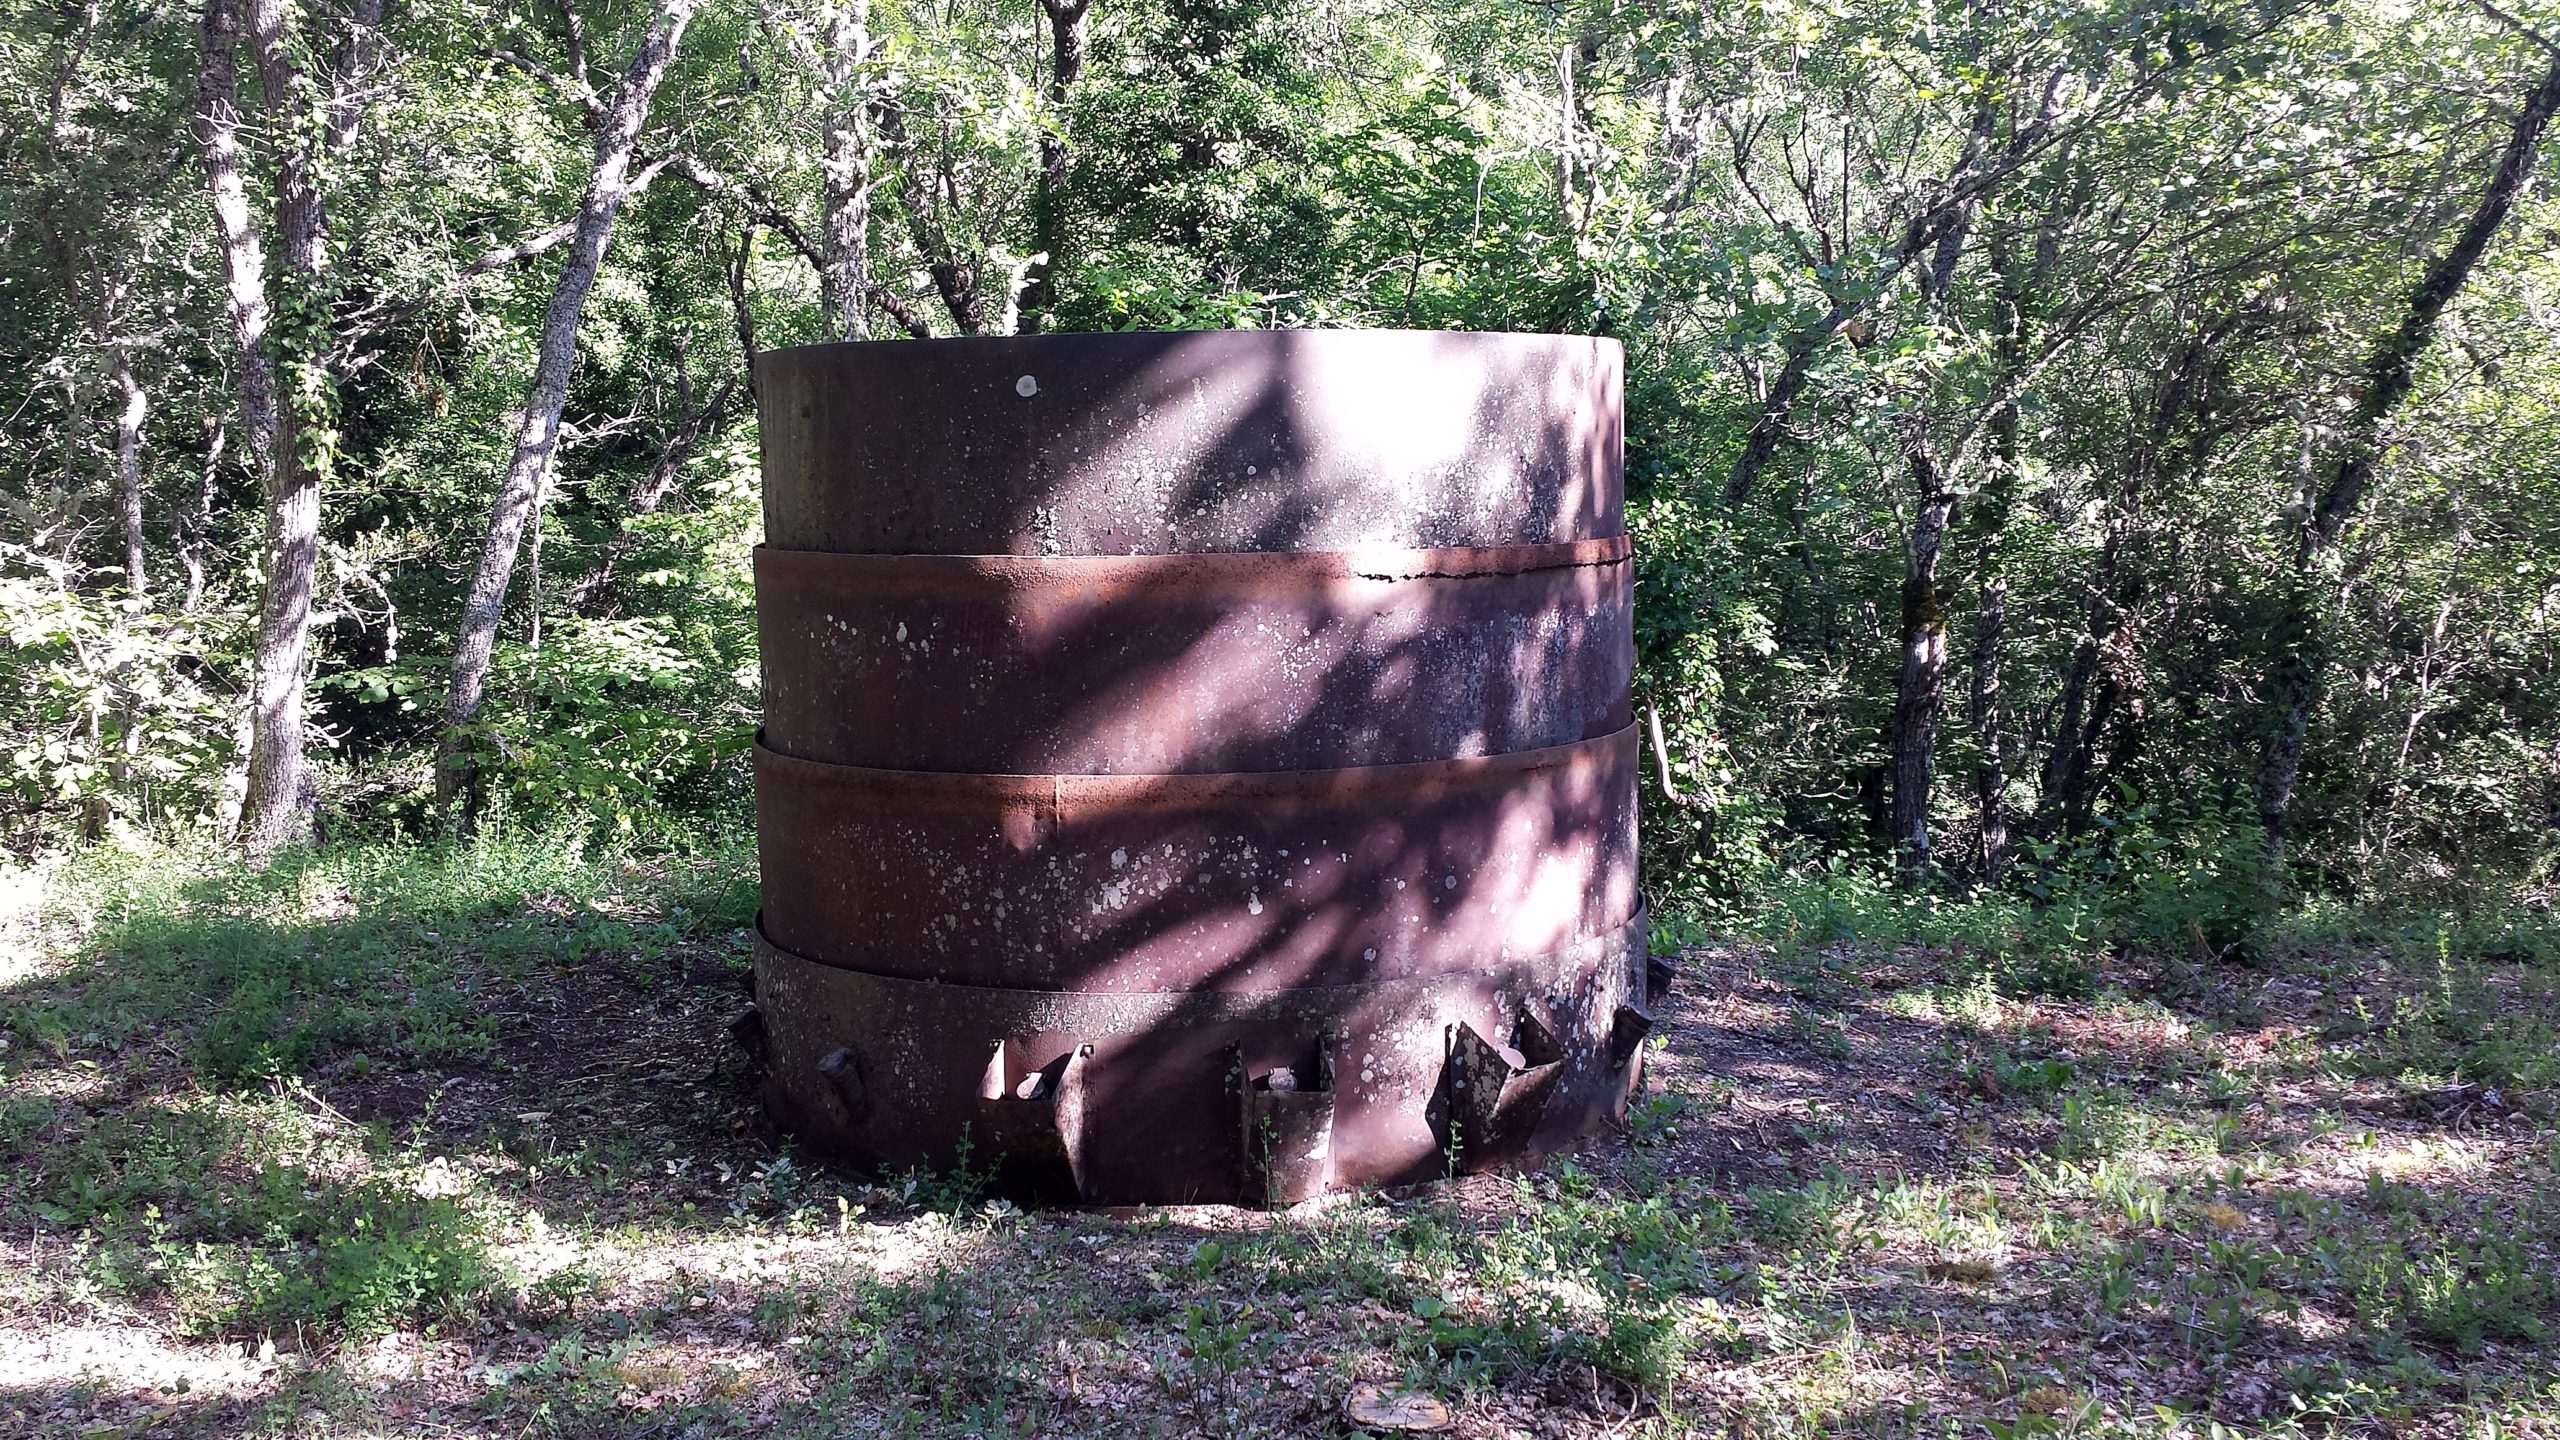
[754,896,1646,1013]
[754,535,1628,590]
[754,724,1642,993]
[755,721,1635,805]
[756,538,1632,774]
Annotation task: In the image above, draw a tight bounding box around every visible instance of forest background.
[6,0,2560,1432]
[4,0,2557,943]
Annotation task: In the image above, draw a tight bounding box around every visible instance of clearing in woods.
[2,837,2554,1437]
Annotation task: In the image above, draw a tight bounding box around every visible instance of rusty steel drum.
[746,330,1660,1205]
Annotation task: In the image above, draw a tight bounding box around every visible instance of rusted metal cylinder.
[750,330,1651,1205]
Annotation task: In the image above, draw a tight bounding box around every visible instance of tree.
[436,0,700,827]
[205,0,381,856]
[2258,22,2560,859]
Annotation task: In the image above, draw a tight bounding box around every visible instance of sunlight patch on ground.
[4,1065,108,1103]
[0,1322,276,1399]
[2351,1132,2496,1181]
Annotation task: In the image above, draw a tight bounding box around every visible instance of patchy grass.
[2,840,2556,1437]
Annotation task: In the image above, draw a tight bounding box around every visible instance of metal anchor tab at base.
[1438,1011,1565,1173]
[976,1041,1091,1202]
[1239,1038,1338,1208]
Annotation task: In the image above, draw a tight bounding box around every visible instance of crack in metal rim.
[754,721,1639,797]
[753,534,1630,584]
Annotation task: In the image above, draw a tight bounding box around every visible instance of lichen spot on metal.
[1015,374,1039,397]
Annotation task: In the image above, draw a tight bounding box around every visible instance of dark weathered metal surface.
[753,905,1648,1205]
[757,539,1634,772]
[758,331,1623,555]
[754,726,1640,993]
[749,329,1641,1204]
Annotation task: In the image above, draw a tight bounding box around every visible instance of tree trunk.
[193,0,275,481]
[1969,570,2009,876]
[327,0,384,153]
[1887,421,1957,878]
[730,223,762,402]
[2037,308,2254,835]
[1967,236,2029,881]
[1020,0,1089,333]
[1720,299,1853,510]
[181,421,222,614]
[817,0,878,341]
[2258,46,2560,859]
[437,0,699,825]
[1878,144,1986,882]
[874,97,998,335]
[109,349,147,602]
[236,0,337,857]
[1554,40,1577,221]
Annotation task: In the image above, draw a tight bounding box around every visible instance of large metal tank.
[747,330,1658,1205]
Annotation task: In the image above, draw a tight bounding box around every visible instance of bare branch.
[2474,0,2560,60]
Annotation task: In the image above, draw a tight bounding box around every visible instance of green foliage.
[2327,1181,2560,1355]
[2326,955,2560,1093]
[32,1091,503,1338]
[168,1169,498,1337]
[0,0,2552,919]
[2100,811,2283,968]
[0,578,239,842]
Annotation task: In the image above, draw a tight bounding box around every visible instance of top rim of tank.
[755,327,1625,361]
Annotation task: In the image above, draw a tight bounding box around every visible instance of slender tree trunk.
[1554,40,1577,219]
[876,98,995,335]
[1967,243,2028,880]
[109,349,147,602]
[1887,421,1957,877]
[2036,308,2251,835]
[327,0,384,152]
[2259,46,2560,860]
[236,0,338,856]
[1720,295,1860,509]
[437,0,699,825]
[194,0,275,480]
[2040,559,2122,837]
[1969,570,2009,875]
[564,341,740,615]
[817,0,878,340]
[730,223,762,402]
[181,421,222,614]
[1020,0,1089,333]
[1877,152,1986,882]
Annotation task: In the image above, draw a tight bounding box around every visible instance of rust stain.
[750,330,1645,1204]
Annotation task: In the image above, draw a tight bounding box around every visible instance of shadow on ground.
[4,844,2557,1438]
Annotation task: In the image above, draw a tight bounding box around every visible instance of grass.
[2,833,2556,1437]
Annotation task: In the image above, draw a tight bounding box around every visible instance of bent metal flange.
[754,904,1657,1206]
[744,330,1656,1205]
